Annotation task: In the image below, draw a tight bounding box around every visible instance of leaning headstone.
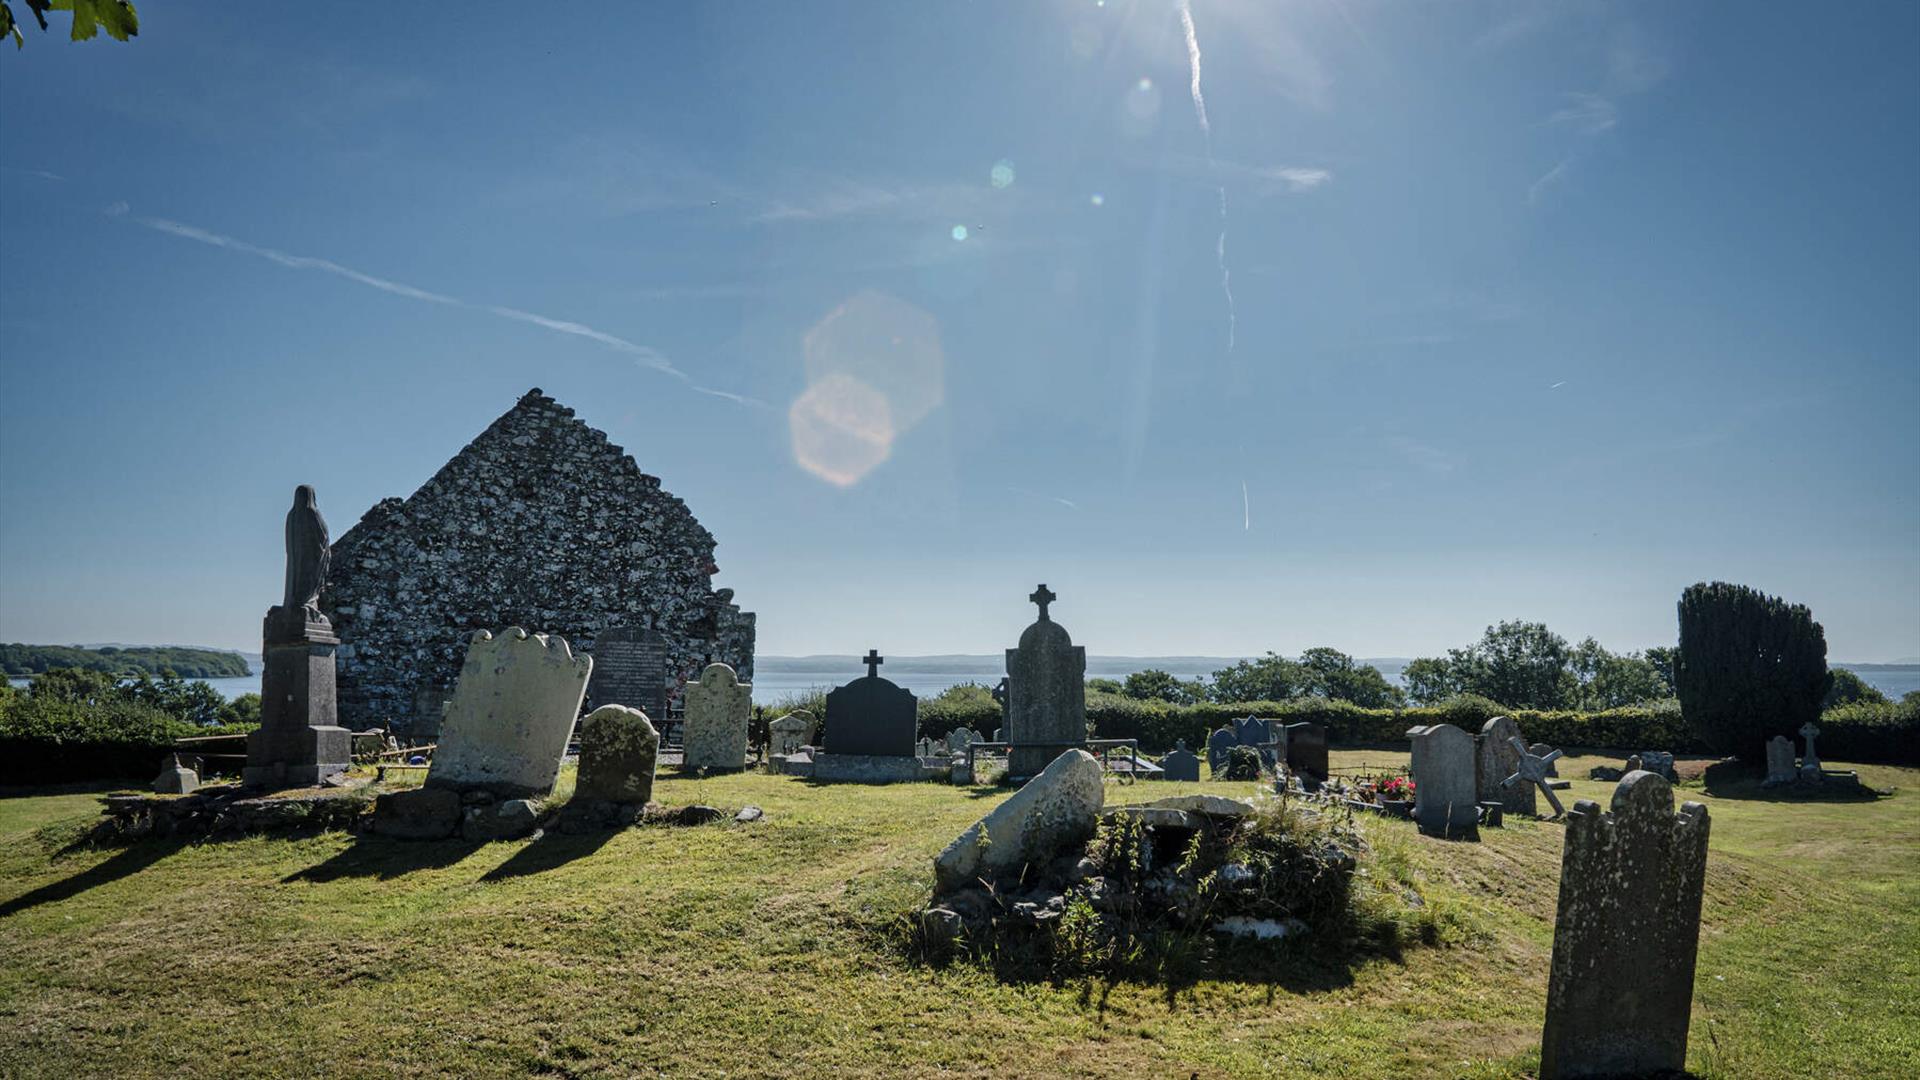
[153,755,199,795]
[767,711,816,757]
[583,625,668,721]
[1003,585,1088,780]
[1477,716,1534,816]
[575,704,658,804]
[427,627,592,797]
[1540,772,1710,1079]
[1504,738,1566,817]
[682,662,752,771]
[1763,735,1797,786]
[1405,723,1478,835]
[934,749,1104,891]
[1530,743,1559,777]
[1160,740,1201,783]
[1283,721,1328,784]
[244,485,352,788]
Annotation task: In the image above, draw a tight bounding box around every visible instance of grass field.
[0,751,1915,1078]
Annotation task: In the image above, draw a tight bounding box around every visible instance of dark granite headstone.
[822,650,918,757]
[1541,773,1710,1079]
[1206,727,1236,775]
[1161,740,1201,783]
[1232,716,1283,767]
[1283,721,1328,781]
[586,626,667,720]
[1003,586,1087,779]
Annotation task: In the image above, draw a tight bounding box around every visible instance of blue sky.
[1,1,1915,661]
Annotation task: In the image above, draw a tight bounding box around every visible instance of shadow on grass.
[283,835,486,883]
[1701,760,1888,802]
[481,827,618,882]
[0,837,186,917]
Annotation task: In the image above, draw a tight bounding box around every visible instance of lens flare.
[990,160,1016,189]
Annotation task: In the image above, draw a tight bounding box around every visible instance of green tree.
[1676,581,1832,755]
[1402,656,1459,705]
[1120,669,1203,705]
[1644,645,1679,697]
[2,0,137,49]
[1569,638,1670,710]
[1294,647,1405,707]
[1085,677,1123,695]
[1468,620,1573,709]
[1208,653,1306,704]
[1824,668,1888,708]
[218,692,262,728]
[27,666,118,705]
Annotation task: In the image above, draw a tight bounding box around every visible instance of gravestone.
[244,485,353,788]
[584,625,668,720]
[1503,738,1566,817]
[1530,743,1559,777]
[945,727,981,756]
[575,704,658,804]
[1405,723,1478,835]
[916,737,936,757]
[1206,727,1237,776]
[1234,716,1284,767]
[1284,721,1328,783]
[153,755,199,795]
[767,711,816,758]
[427,627,592,797]
[1477,716,1534,816]
[1003,585,1088,779]
[682,662,752,771]
[1540,772,1710,1079]
[822,651,918,758]
[1763,735,1796,785]
[1161,740,1201,783]
[1798,721,1822,775]
[1637,750,1677,781]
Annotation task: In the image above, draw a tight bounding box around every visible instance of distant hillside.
[0,644,252,679]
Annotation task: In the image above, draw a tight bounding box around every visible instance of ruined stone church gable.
[323,388,752,733]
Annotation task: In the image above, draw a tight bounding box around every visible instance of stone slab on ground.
[810,753,945,783]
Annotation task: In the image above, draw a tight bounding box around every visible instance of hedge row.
[911,691,1919,764]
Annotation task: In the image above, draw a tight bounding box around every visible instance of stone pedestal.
[244,609,351,788]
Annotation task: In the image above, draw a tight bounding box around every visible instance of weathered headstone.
[575,704,658,804]
[916,737,935,757]
[244,485,352,788]
[1637,750,1677,781]
[1206,726,1237,776]
[1284,721,1328,783]
[153,755,199,795]
[1530,743,1558,777]
[1764,735,1796,785]
[427,627,592,797]
[1003,585,1088,779]
[1161,740,1201,783]
[1405,723,1478,835]
[822,651,918,758]
[1540,772,1710,1079]
[767,710,816,757]
[1477,716,1535,816]
[584,625,668,720]
[1798,721,1822,775]
[934,749,1104,890]
[682,662,752,771]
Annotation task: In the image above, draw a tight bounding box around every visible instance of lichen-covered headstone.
[1540,772,1710,1080]
[1405,723,1478,835]
[767,710,816,758]
[1003,585,1087,779]
[682,662,751,771]
[1477,716,1534,816]
[1636,750,1677,781]
[427,627,591,797]
[1763,735,1796,785]
[575,704,658,804]
[1160,740,1200,783]
[934,749,1103,891]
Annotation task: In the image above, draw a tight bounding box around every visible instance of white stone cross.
[1799,721,1822,771]
[1503,736,1566,818]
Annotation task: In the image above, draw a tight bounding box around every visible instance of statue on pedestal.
[244,485,351,788]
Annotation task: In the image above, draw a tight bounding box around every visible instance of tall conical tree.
[1675,582,1832,756]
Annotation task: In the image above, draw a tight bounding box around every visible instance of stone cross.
[864,649,884,677]
[1798,721,1821,770]
[1503,736,1566,817]
[1029,583,1056,620]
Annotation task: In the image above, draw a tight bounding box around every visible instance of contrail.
[131,212,765,407]
[1181,0,1247,527]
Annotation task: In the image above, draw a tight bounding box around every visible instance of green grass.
[0,754,1914,1078]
